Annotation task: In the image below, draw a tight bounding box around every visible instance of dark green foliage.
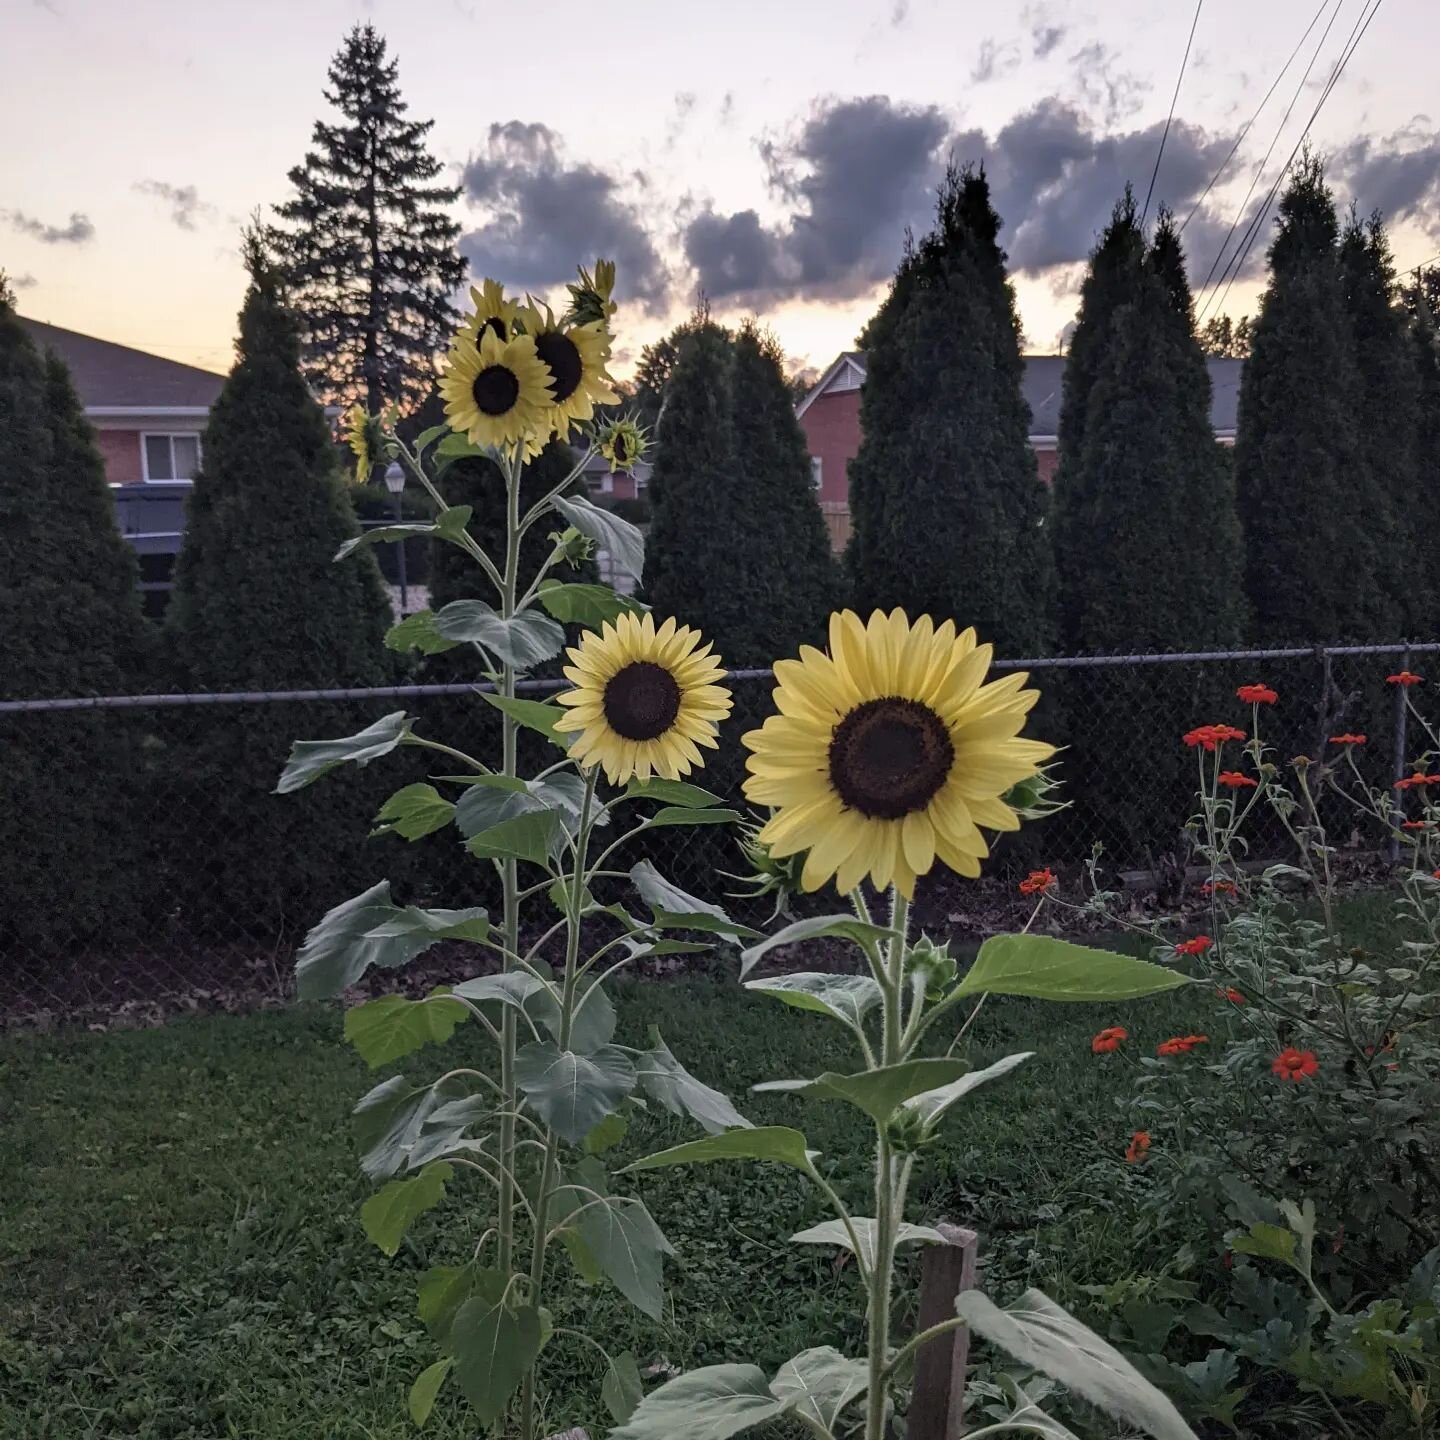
[269,23,464,413]
[0,301,152,949]
[1235,155,1400,643]
[847,166,1055,656]
[1414,317,1440,634]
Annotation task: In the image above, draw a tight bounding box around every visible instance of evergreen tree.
[270,23,465,414]
[1413,314,1440,636]
[847,165,1055,656]
[1234,153,1398,643]
[0,297,151,949]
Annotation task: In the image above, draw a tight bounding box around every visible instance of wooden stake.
[909,1222,979,1439]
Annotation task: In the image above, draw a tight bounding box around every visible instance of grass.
[0,949,1229,1440]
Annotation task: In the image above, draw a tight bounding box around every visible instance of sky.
[4,0,1439,383]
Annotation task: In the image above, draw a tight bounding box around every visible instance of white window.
[810,456,824,491]
[142,433,202,483]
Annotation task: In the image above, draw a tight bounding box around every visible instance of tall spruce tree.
[847,165,1054,656]
[1235,153,1397,643]
[0,295,151,948]
[270,23,464,413]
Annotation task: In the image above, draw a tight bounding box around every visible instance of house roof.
[801,349,1243,438]
[18,317,226,412]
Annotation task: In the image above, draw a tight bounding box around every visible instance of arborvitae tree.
[1340,210,1423,631]
[631,305,711,435]
[1414,315,1440,636]
[166,245,396,936]
[1197,313,1253,358]
[847,165,1055,656]
[269,23,464,413]
[1234,153,1397,643]
[0,297,151,950]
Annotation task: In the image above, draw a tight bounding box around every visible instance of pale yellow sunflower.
[524,303,619,433]
[555,613,732,786]
[742,609,1054,898]
[438,326,555,451]
[343,403,370,484]
[457,278,522,344]
[597,417,647,472]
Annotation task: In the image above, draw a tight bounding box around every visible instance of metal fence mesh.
[2,642,1433,1028]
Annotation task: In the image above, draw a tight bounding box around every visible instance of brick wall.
[799,390,861,504]
[95,429,142,486]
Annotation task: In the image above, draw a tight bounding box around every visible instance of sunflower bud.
[597,417,648,474]
[551,526,596,568]
[885,1105,938,1155]
[905,934,957,1002]
[343,403,392,486]
[1002,765,1066,821]
[722,817,805,917]
[564,258,618,326]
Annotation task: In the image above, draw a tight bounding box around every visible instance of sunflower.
[344,403,371,484]
[457,278,522,344]
[524,303,619,433]
[564,258,617,326]
[742,609,1054,898]
[554,612,732,786]
[438,325,555,451]
[597,417,647,472]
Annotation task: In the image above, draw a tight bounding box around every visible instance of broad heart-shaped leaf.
[514,1042,636,1144]
[372,782,455,841]
[353,1075,457,1180]
[451,972,561,1033]
[562,980,617,1054]
[294,881,489,1000]
[450,1294,544,1428]
[334,505,473,561]
[756,1058,970,1125]
[344,990,469,1068]
[770,1346,869,1433]
[537,579,647,628]
[633,1028,751,1134]
[625,776,724,808]
[739,914,895,979]
[457,773,604,861]
[602,1350,645,1424]
[789,1218,946,1271]
[480,691,569,749]
[575,1192,675,1320]
[1229,1221,1299,1268]
[744,973,884,1030]
[432,598,565,672]
[384,609,461,656]
[275,710,411,794]
[553,491,645,580]
[955,1289,1199,1440]
[408,1357,452,1427]
[629,860,758,943]
[608,1364,786,1440]
[465,811,559,866]
[583,1109,629,1154]
[903,1051,1035,1127]
[957,934,1192,1002]
[417,1263,504,1341]
[361,1161,453,1256]
[626,1125,814,1176]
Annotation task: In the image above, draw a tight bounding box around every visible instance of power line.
[1179,0,1333,237]
[1142,0,1204,226]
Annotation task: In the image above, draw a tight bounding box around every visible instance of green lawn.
[2,966,1220,1438]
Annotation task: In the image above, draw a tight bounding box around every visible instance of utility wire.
[1142,0,1204,226]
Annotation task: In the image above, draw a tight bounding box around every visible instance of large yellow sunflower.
[742,609,1054,898]
[438,326,555,450]
[524,304,619,433]
[457,278,522,344]
[555,613,732,786]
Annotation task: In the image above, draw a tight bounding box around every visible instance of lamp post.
[384,460,408,615]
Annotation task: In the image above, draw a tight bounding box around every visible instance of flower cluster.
[1092,1025,1128,1054]
[1019,867,1057,896]
[1175,935,1214,956]
[1157,1034,1209,1056]
[1183,724,1246,752]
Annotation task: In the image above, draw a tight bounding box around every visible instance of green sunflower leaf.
[624,1125,815,1176]
[334,505,473,560]
[738,914,895,979]
[552,492,645,580]
[624,777,725,808]
[344,989,469,1068]
[744,973,884,1029]
[957,934,1192,1002]
[384,609,460,655]
[537,580,647,628]
[408,1357,452,1427]
[754,1058,970,1125]
[275,711,411,794]
[371,782,455,841]
[361,1160,453,1256]
[480,691,570,749]
[629,860,759,943]
[432,599,565,672]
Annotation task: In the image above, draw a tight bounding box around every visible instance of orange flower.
[1395,772,1435,790]
[1402,820,1429,830]
[1432,869,1440,881]
[1019,868,1057,896]
[1272,1047,1319,1081]
[1236,684,1278,705]
[1330,733,1367,746]
[1217,987,1245,1004]
[1387,671,1422,687]
[1091,1025,1128,1054]
[1175,935,1214,956]
[1201,879,1237,896]
[1125,1130,1151,1164]
[1183,723,1246,752]
[1157,1034,1209,1056]
[1217,771,1257,789]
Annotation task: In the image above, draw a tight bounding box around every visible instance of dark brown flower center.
[828,697,954,820]
[472,365,520,416]
[481,315,507,342]
[613,432,630,461]
[603,661,681,741]
[535,331,583,404]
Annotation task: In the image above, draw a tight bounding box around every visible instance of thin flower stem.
[517,444,598,533]
[404,734,490,773]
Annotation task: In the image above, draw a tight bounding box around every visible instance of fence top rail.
[2,642,1435,714]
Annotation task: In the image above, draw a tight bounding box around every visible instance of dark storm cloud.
[460,121,669,312]
[1331,126,1440,238]
[5,209,93,244]
[133,180,213,230]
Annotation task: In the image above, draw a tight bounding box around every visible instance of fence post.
[910,1223,979,1439]
[1390,643,1412,865]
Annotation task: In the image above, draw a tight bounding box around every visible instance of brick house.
[796,350,1243,551]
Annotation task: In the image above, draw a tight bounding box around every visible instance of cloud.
[9,272,38,290]
[890,0,909,26]
[133,179,213,230]
[971,38,1021,84]
[5,209,93,244]
[1022,3,1066,58]
[460,120,669,312]
[1330,124,1440,240]
[1068,42,1149,124]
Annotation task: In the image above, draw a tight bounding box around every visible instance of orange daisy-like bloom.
[1201,879,1237,897]
[1175,935,1214,956]
[1217,771,1257,789]
[1157,1034,1209,1056]
[1019,867,1056,896]
[1125,1130,1151,1164]
[1387,671,1422,687]
[1091,1026,1128,1054]
[1236,684,1278,705]
[1183,724,1247,752]
[1272,1047,1319,1081]
[1402,820,1429,830]
[1395,772,1436,791]
[1217,987,1245,1004]
[1330,733,1367,746]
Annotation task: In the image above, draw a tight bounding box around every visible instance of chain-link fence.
[2,641,1434,1028]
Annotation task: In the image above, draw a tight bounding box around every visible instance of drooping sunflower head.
[457,277,523,345]
[597,416,648,473]
[743,609,1055,898]
[555,612,732,786]
[344,403,370,484]
[564,258,617,326]
[438,325,555,451]
[523,303,619,433]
